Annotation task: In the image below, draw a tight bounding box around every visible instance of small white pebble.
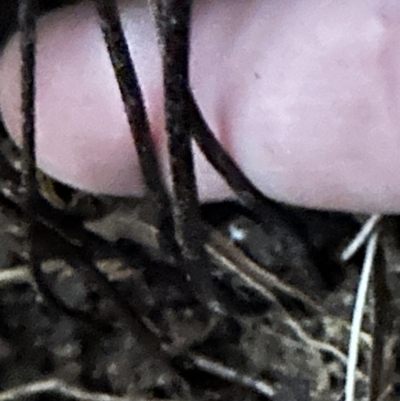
[228,222,247,242]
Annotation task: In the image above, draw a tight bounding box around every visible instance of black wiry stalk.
[18,0,86,321]
[188,95,288,213]
[95,0,165,197]
[186,94,310,243]
[18,0,51,314]
[19,0,38,205]
[18,0,101,321]
[95,0,178,258]
[149,0,220,311]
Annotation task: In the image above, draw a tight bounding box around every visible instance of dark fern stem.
[19,0,88,321]
[18,0,38,205]
[19,0,94,325]
[95,0,179,261]
[95,0,165,197]
[18,0,62,317]
[148,0,223,312]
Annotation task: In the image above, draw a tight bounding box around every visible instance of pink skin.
[1,0,400,213]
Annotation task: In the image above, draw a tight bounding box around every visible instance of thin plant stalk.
[345,231,379,401]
